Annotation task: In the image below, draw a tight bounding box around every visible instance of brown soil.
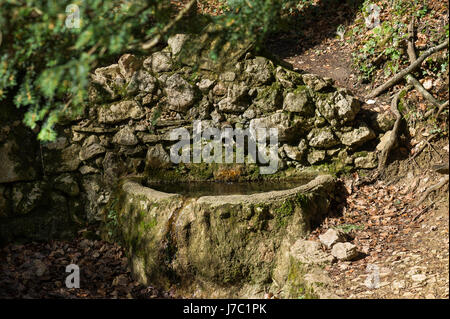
[309,137,449,299]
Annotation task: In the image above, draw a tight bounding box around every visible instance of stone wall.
[0,33,394,244]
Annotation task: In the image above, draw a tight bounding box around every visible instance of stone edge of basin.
[122,174,335,205]
[122,180,181,200]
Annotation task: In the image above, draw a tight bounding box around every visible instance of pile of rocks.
[319,228,361,261]
[0,33,393,243]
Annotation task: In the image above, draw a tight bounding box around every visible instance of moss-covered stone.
[106,175,335,298]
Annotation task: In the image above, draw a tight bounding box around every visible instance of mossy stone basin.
[105,174,338,298]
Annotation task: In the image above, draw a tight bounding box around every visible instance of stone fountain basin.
[108,174,338,298]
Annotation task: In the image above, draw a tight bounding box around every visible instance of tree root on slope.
[356,85,412,187]
[416,175,449,205]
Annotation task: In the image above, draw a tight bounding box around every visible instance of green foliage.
[336,223,363,234]
[351,0,447,83]
[1,0,290,141]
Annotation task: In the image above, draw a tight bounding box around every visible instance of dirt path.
[308,138,449,299]
[284,39,368,98]
[267,5,449,298]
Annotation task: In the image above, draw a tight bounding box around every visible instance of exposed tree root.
[359,25,448,187]
[434,100,449,118]
[367,39,449,99]
[406,18,417,62]
[356,86,411,186]
[376,85,411,175]
[416,175,449,205]
[405,20,445,118]
[406,74,443,111]
[408,133,438,164]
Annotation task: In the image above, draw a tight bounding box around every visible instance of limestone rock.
[217,97,246,113]
[372,111,395,132]
[302,74,333,92]
[244,57,273,85]
[144,51,172,73]
[118,54,142,80]
[12,181,47,215]
[81,174,103,222]
[331,242,359,261]
[165,74,195,113]
[290,240,334,264]
[227,82,249,103]
[250,113,300,143]
[283,89,314,115]
[54,173,80,197]
[146,144,171,168]
[243,107,257,120]
[197,78,215,93]
[307,149,326,165]
[98,100,144,124]
[220,71,236,82]
[211,110,224,123]
[354,152,378,169]
[316,90,361,126]
[79,136,106,161]
[102,152,125,186]
[212,81,227,96]
[79,165,100,175]
[92,64,125,100]
[298,139,308,156]
[283,145,304,161]
[167,34,190,56]
[112,126,138,146]
[307,128,339,149]
[319,228,346,249]
[338,122,376,147]
[253,84,283,112]
[274,66,303,88]
[127,70,157,95]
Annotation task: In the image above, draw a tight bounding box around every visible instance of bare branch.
[141,0,197,51]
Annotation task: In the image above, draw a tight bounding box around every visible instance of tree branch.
[141,0,197,51]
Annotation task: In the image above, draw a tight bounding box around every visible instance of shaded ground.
[0,239,174,299]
